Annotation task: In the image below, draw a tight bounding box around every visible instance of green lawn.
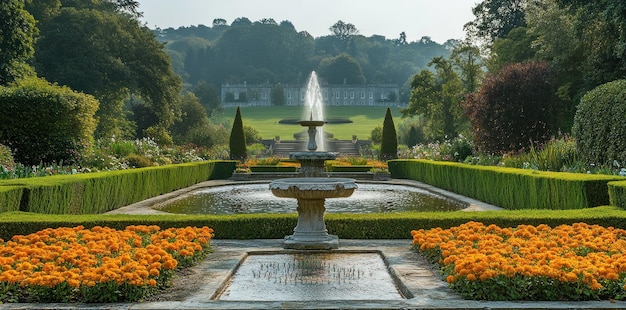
[223,106,403,140]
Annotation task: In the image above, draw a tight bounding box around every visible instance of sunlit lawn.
[223,106,403,140]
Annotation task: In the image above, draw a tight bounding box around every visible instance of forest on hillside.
[153,18,456,103]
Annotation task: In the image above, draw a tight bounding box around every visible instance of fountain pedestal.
[270,178,356,250]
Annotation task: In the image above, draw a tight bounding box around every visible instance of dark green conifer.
[229,106,247,161]
[379,107,398,161]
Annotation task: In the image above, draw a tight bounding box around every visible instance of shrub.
[370,126,382,144]
[399,135,473,162]
[502,137,577,171]
[229,106,247,161]
[125,154,154,168]
[572,79,626,166]
[462,62,558,154]
[0,144,15,169]
[379,107,398,161]
[0,77,98,165]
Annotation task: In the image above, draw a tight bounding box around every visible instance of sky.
[137,0,477,44]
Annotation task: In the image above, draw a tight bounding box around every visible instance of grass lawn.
[223,106,403,140]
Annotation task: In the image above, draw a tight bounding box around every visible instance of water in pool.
[157,183,466,214]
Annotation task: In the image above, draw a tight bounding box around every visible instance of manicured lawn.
[223,106,403,140]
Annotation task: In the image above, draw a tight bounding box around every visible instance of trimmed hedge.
[0,186,23,212]
[326,165,373,172]
[608,180,626,210]
[0,161,236,214]
[0,206,624,240]
[388,159,624,210]
[249,165,298,173]
[0,77,99,165]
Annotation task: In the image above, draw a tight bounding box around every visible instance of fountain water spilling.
[270,71,357,250]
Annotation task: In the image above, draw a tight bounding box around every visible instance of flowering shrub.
[399,135,472,162]
[412,222,626,301]
[0,225,213,303]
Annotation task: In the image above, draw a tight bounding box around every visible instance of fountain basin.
[270,177,356,199]
[270,178,357,250]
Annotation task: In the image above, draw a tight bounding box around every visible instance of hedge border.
[388,159,624,210]
[608,180,626,209]
[0,206,623,240]
[0,161,237,214]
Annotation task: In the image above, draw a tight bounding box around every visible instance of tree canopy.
[30,0,181,139]
[0,0,38,85]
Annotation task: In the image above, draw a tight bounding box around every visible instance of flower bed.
[412,222,626,300]
[0,225,213,303]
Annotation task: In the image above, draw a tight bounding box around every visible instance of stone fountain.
[270,72,357,250]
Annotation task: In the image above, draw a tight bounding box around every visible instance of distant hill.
[152,19,455,103]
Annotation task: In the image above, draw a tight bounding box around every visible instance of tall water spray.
[303,71,326,151]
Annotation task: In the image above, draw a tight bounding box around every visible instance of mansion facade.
[221,82,401,107]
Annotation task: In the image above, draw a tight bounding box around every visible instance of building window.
[360,92,365,99]
[369,92,374,99]
[350,91,354,99]
[335,91,339,99]
[344,92,347,99]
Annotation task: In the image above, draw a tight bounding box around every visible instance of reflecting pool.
[156,183,467,214]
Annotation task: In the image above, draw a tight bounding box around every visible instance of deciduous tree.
[0,0,38,85]
[462,61,557,154]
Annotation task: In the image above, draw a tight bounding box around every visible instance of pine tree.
[379,107,398,161]
[229,106,247,161]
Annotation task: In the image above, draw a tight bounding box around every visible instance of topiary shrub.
[0,77,98,165]
[462,61,557,154]
[379,107,398,161]
[572,79,626,165]
[0,144,15,169]
[229,106,247,162]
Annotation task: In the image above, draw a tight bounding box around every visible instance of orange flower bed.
[0,225,213,303]
[412,222,626,300]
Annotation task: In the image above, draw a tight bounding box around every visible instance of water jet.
[270,71,357,250]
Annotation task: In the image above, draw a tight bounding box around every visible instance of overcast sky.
[137,0,477,44]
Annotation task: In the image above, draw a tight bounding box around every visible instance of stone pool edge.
[106,178,504,215]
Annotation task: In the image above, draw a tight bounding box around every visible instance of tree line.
[156,18,455,105]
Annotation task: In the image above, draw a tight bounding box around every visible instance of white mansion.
[221,82,401,107]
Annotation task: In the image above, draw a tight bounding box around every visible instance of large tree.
[0,0,38,85]
[30,1,181,139]
[464,0,528,45]
[402,57,466,140]
[317,54,366,84]
[462,61,558,154]
[329,20,359,41]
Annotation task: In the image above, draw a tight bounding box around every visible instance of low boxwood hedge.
[326,165,374,173]
[608,180,626,209]
[249,165,298,173]
[0,161,237,214]
[0,206,624,240]
[389,159,624,210]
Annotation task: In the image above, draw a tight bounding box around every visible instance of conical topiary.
[379,107,398,161]
[229,106,247,162]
